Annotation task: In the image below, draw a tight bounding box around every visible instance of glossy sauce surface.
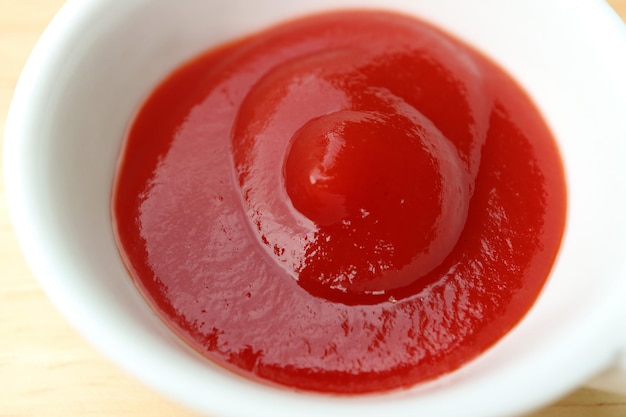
[113,11,566,393]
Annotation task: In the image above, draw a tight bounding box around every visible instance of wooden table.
[2,1,626,416]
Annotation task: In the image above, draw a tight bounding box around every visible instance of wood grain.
[1,1,625,416]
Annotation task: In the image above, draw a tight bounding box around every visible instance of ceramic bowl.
[5,1,626,416]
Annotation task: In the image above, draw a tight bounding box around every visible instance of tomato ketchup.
[113,11,566,393]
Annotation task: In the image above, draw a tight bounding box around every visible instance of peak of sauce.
[113,10,566,393]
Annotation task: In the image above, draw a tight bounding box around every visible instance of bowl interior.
[6,0,626,416]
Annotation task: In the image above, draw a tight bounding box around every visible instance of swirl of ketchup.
[232,34,492,303]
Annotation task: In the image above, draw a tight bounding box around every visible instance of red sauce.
[113,11,566,393]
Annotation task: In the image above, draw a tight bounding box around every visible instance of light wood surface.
[1,1,626,416]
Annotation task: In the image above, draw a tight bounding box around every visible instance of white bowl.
[5,1,626,416]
